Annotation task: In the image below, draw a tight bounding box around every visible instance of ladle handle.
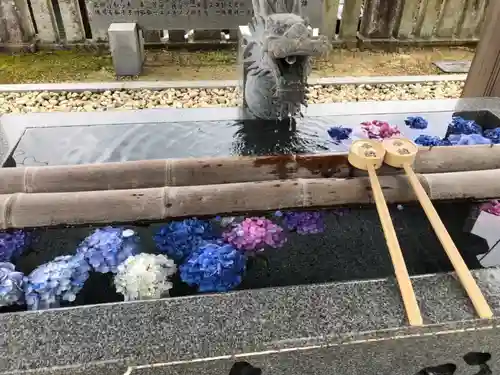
[402,163,493,319]
[367,165,423,326]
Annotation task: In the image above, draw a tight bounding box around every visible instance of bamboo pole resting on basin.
[2,145,500,194]
[2,168,500,229]
[383,138,494,320]
[348,140,423,327]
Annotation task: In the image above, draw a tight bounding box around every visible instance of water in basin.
[1,109,498,313]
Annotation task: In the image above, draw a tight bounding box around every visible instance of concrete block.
[108,23,144,77]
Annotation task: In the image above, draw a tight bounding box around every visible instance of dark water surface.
[0,201,485,312]
[8,112,461,166]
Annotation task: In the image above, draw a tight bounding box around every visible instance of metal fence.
[0,0,489,48]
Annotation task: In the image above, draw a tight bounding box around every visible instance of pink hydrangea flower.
[222,217,286,253]
[361,120,401,140]
[480,200,500,216]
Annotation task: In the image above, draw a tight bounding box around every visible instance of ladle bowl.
[382,138,418,168]
[347,140,386,171]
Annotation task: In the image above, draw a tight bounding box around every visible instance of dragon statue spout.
[242,0,331,121]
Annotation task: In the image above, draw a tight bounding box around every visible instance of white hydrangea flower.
[114,253,177,301]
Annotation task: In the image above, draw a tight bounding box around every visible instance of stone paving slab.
[434,61,472,73]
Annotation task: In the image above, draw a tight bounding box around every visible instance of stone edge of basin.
[0,74,467,93]
[1,268,499,373]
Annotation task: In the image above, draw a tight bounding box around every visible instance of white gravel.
[0,81,464,114]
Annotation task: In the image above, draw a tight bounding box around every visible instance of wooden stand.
[462,0,500,97]
[382,138,493,320]
[348,140,423,326]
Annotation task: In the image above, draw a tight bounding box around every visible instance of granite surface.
[3,98,500,375]
[1,268,500,375]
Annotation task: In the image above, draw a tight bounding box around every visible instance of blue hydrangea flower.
[448,133,492,145]
[77,227,139,273]
[0,262,24,307]
[0,230,32,262]
[24,254,90,310]
[180,241,246,293]
[483,128,500,144]
[327,126,353,144]
[154,219,214,262]
[448,116,482,135]
[283,211,325,235]
[414,135,451,147]
[405,116,428,129]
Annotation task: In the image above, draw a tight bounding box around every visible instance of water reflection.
[7,111,456,166]
[231,118,332,156]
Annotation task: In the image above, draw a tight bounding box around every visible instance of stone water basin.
[2,98,500,375]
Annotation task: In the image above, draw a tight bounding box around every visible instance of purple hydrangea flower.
[282,211,325,235]
[405,116,428,129]
[180,241,246,292]
[448,133,492,145]
[361,120,401,140]
[154,219,214,262]
[483,128,500,144]
[448,116,482,135]
[77,227,139,273]
[222,217,286,253]
[414,135,451,147]
[24,254,90,310]
[327,126,353,144]
[480,200,500,216]
[0,230,32,262]
[0,262,24,307]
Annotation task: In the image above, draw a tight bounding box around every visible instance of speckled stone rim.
[0,74,467,93]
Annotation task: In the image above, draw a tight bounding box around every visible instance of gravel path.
[0,81,464,114]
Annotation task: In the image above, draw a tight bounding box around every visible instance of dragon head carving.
[243,0,331,121]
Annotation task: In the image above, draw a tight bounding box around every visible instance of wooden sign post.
[462,0,500,97]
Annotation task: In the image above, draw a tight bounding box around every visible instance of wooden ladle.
[348,140,423,326]
[382,137,493,319]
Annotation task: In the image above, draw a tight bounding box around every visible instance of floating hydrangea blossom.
[327,126,353,144]
[448,116,482,135]
[448,133,492,145]
[114,253,177,301]
[77,227,139,273]
[24,254,90,310]
[0,230,32,262]
[404,116,428,129]
[0,262,24,307]
[154,219,214,262]
[361,120,400,139]
[282,211,325,235]
[483,128,500,144]
[180,241,246,292]
[480,200,500,216]
[222,217,286,252]
[414,135,451,147]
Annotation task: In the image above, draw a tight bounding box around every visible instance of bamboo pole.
[1,145,500,194]
[2,168,500,229]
